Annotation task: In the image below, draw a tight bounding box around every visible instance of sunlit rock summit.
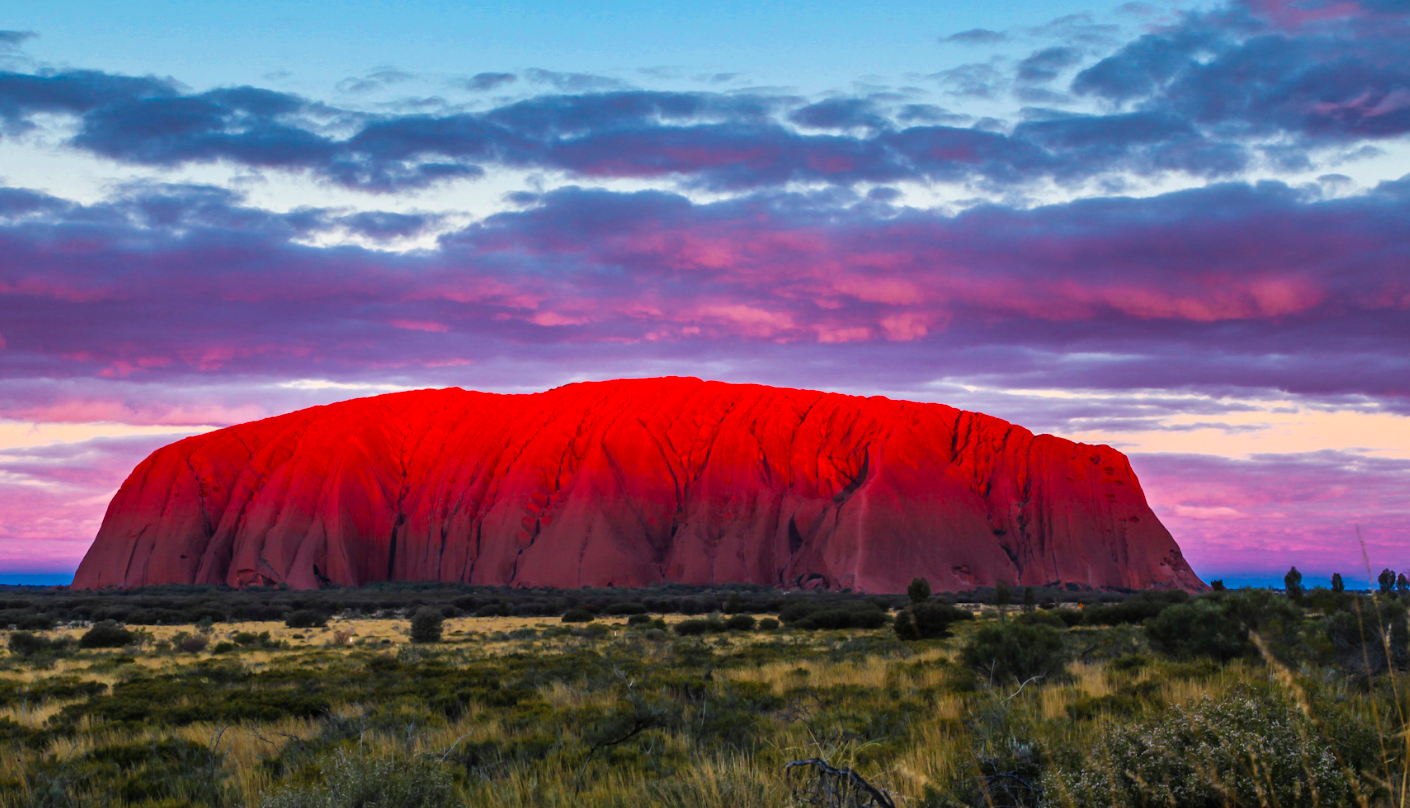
[73,377,1203,592]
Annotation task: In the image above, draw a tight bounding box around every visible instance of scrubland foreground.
[1,583,1407,807]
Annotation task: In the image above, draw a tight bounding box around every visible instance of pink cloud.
[389,319,450,332]
[1137,451,1410,579]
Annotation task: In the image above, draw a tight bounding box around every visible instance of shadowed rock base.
[73,377,1204,592]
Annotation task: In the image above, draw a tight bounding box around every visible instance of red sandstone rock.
[72,377,1205,592]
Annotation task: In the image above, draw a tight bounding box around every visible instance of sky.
[0,0,1407,587]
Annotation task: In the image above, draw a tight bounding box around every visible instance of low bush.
[674,618,726,636]
[1052,686,1372,807]
[262,752,455,808]
[7,631,71,657]
[757,617,780,630]
[285,609,328,629]
[781,601,888,630]
[1323,596,1408,676]
[1015,609,1067,628]
[1082,591,1188,626]
[1143,599,1247,661]
[172,632,209,653]
[626,613,652,627]
[561,607,595,623]
[78,620,137,649]
[961,622,1066,683]
[408,608,444,643]
[894,602,972,640]
[473,601,511,618]
[725,614,756,631]
[602,601,648,616]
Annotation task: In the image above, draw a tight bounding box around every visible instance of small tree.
[1379,569,1397,594]
[1022,586,1037,612]
[1210,580,1226,591]
[409,607,444,644]
[907,577,932,605]
[1331,573,1345,594]
[1399,573,1409,593]
[1284,566,1304,602]
[994,580,1012,621]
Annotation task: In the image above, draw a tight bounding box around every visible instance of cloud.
[0,433,194,569]
[939,28,1009,45]
[1136,450,1410,578]
[1016,46,1084,83]
[522,68,627,92]
[1071,2,1410,143]
[463,72,517,92]
[0,30,35,49]
[0,0,1403,198]
[336,68,415,94]
[339,210,442,239]
[0,175,1407,416]
[788,97,889,131]
[0,0,1402,195]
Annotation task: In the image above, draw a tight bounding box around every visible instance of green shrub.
[1323,596,1408,676]
[673,618,724,636]
[1143,599,1247,661]
[894,602,972,640]
[781,602,888,630]
[626,613,652,626]
[561,607,595,623]
[285,609,328,629]
[78,620,136,649]
[1144,591,1304,663]
[757,617,780,631]
[409,608,444,643]
[1052,686,1369,807]
[960,622,1065,683]
[7,630,70,657]
[1082,591,1187,626]
[261,752,455,808]
[602,601,648,616]
[24,738,228,806]
[172,632,209,653]
[725,614,756,631]
[1015,609,1066,629]
[473,601,511,617]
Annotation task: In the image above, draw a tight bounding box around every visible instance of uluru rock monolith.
[73,377,1204,592]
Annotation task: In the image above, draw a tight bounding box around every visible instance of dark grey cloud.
[939,28,1008,45]
[463,72,516,92]
[1016,46,1083,83]
[336,68,415,94]
[523,68,627,92]
[0,30,35,48]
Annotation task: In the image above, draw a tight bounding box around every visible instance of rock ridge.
[72,377,1205,592]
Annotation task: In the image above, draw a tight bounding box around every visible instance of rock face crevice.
[72,377,1205,592]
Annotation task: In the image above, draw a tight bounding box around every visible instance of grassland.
[1,585,1407,807]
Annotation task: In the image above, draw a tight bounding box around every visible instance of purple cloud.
[1137,450,1410,581]
[0,175,1406,414]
